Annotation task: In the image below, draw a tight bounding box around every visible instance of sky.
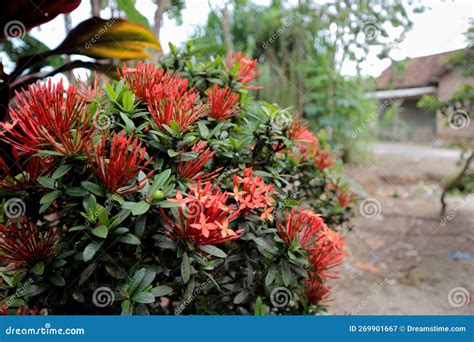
[16,0,474,77]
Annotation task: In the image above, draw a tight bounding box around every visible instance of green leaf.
[131,201,150,216]
[52,164,73,179]
[181,252,191,284]
[265,264,277,287]
[132,292,156,304]
[129,268,146,294]
[233,289,248,304]
[150,286,173,297]
[118,233,141,245]
[49,275,66,287]
[79,262,97,285]
[52,17,160,60]
[281,260,292,287]
[81,181,105,197]
[37,176,57,189]
[198,121,209,138]
[199,245,227,258]
[92,225,109,239]
[39,190,60,205]
[83,241,103,262]
[105,264,127,279]
[116,0,151,28]
[167,149,179,158]
[121,299,132,315]
[31,261,45,275]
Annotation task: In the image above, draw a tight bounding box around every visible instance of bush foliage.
[0,46,354,315]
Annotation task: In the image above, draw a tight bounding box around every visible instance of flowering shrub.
[0,46,354,315]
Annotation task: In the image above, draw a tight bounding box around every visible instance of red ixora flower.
[276,208,345,306]
[0,216,59,271]
[86,132,154,195]
[226,52,262,89]
[0,148,53,192]
[0,80,93,156]
[232,166,276,221]
[1,304,37,316]
[206,84,239,121]
[146,74,203,130]
[161,182,243,246]
[120,62,166,100]
[177,141,222,182]
[315,149,334,170]
[287,116,319,161]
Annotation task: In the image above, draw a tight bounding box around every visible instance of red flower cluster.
[0,80,92,156]
[287,116,334,170]
[226,52,261,89]
[177,141,222,182]
[232,166,276,221]
[276,208,345,305]
[0,149,52,192]
[120,62,166,100]
[206,84,239,121]
[315,150,334,170]
[86,132,153,195]
[0,217,59,270]
[146,74,203,130]
[161,182,243,246]
[1,304,36,316]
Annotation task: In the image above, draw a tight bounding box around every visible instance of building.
[367,49,474,143]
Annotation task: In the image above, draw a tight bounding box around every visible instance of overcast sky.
[24,0,474,77]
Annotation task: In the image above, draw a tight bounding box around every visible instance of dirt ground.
[330,147,473,315]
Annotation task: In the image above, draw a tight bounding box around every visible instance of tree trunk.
[63,14,75,83]
[222,4,234,53]
[91,0,102,17]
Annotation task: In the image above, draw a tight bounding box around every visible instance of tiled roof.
[377,50,462,90]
